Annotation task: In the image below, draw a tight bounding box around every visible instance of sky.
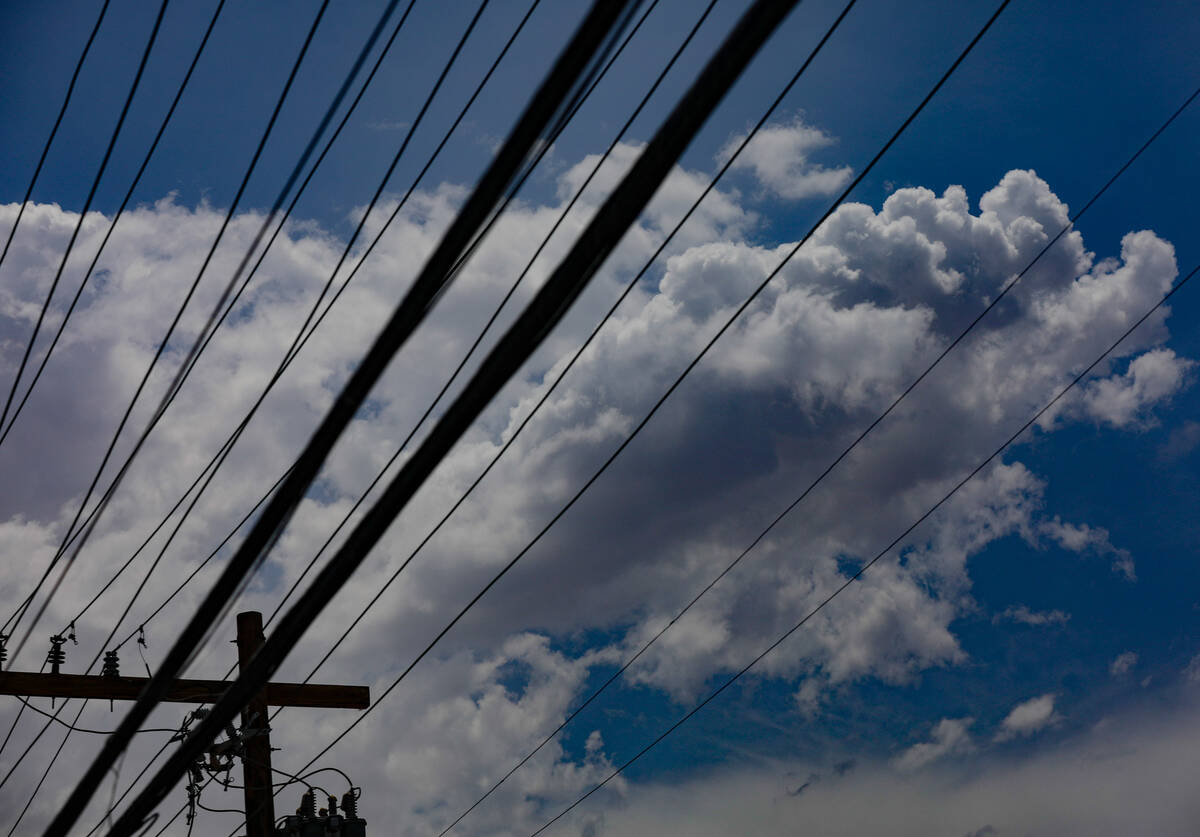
[0,0,1198,835]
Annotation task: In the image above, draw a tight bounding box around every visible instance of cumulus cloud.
[894,717,975,772]
[996,694,1060,741]
[0,155,1189,833]
[718,116,853,200]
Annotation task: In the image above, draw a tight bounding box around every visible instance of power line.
[527,253,1200,836]
[1,0,344,648]
[0,0,112,278]
[102,0,800,830]
[6,0,410,669]
[79,0,489,672]
[45,0,543,657]
[3,0,154,436]
[0,0,171,569]
[46,2,641,831]
[0,0,230,451]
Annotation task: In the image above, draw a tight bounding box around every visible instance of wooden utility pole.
[0,612,368,837]
[237,610,278,836]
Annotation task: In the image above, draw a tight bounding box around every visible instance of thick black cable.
[3,0,339,655]
[10,0,409,670]
[105,0,792,831]
[0,0,172,635]
[55,0,544,642]
[283,0,1010,787]
[0,0,112,284]
[50,2,638,831]
[529,255,1200,837]
[0,0,229,452]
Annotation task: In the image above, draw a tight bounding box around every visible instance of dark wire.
[7,0,409,669]
[85,739,173,837]
[0,0,112,279]
[50,2,640,832]
[0,0,172,636]
[57,0,545,645]
[527,254,1200,836]
[74,0,474,669]
[3,0,338,662]
[0,0,230,453]
[9,696,176,735]
[281,0,1011,792]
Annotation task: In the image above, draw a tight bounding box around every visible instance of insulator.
[0,633,8,667]
[101,650,120,678]
[299,790,316,820]
[46,635,67,675]
[327,795,338,817]
[340,789,358,820]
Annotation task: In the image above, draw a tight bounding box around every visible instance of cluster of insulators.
[46,634,68,675]
[274,789,365,836]
[101,650,120,678]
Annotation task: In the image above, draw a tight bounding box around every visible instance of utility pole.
[237,610,278,836]
[0,612,368,837]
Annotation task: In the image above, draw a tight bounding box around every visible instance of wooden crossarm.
[0,671,369,709]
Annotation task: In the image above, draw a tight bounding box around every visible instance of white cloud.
[593,697,1200,837]
[894,717,975,772]
[0,156,1190,833]
[1110,652,1138,677]
[718,116,853,200]
[996,694,1060,741]
[1040,517,1136,581]
[994,605,1070,627]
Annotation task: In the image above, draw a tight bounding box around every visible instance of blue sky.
[0,1,1199,835]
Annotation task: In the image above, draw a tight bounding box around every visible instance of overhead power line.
[0,0,229,451]
[97,0,801,832]
[45,1,641,832]
[0,0,112,278]
[6,0,411,668]
[527,253,1200,837]
[0,0,170,466]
